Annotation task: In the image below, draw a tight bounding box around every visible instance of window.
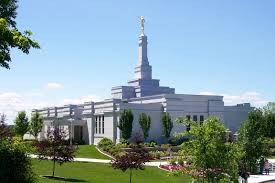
[102,115,104,134]
[99,116,101,134]
[186,115,191,132]
[95,116,98,134]
[200,115,204,122]
[193,115,197,122]
[186,124,191,132]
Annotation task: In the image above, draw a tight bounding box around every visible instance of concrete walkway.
[29,154,168,167]
[248,173,275,183]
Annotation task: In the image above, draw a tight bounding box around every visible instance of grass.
[32,159,191,183]
[75,145,111,159]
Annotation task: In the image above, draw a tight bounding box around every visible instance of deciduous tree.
[118,109,134,140]
[112,147,150,183]
[36,126,76,177]
[29,112,43,139]
[178,117,239,182]
[237,110,269,173]
[0,0,40,69]
[14,111,29,138]
[263,102,275,114]
[0,113,12,140]
[139,113,151,140]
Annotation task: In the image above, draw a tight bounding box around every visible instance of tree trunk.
[52,159,56,177]
[129,168,132,183]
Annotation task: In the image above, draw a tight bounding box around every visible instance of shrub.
[169,158,177,165]
[108,145,123,156]
[168,136,189,146]
[98,138,114,148]
[143,140,158,147]
[177,158,184,166]
[149,150,165,159]
[161,144,171,148]
[119,138,130,146]
[0,140,36,183]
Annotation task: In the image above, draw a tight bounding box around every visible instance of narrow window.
[102,115,104,134]
[186,124,191,132]
[193,115,197,122]
[95,116,98,134]
[99,116,101,134]
[200,115,204,125]
[186,115,191,132]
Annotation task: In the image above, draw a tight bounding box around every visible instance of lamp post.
[68,118,74,145]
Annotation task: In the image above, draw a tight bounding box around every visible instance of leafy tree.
[264,112,275,138]
[0,0,40,69]
[29,112,43,139]
[261,103,275,138]
[118,109,134,140]
[14,111,29,138]
[36,126,76,177]
[178,117,239,182]
[0,140,36,183]
[176,116,192,132]
[112,147,150,183]
[237,111,269,173]
[162,112,173,139]
[138,113,151,140]
[263,102,275,114]
[0,113,12,140]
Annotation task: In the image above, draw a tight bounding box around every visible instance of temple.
[33,17,253,144]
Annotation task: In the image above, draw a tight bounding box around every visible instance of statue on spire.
[140,16,145,35]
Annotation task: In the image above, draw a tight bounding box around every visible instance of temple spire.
[140,16,145,35]
[134,16,152,80]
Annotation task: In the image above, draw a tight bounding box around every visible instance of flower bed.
[160,164,185,171]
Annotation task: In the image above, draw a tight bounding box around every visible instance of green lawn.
[75,145,111,159]
[32,159,191,183]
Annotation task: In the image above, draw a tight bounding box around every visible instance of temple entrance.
[73,125,83,143]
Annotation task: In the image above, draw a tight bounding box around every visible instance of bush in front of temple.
[0,140,36,183]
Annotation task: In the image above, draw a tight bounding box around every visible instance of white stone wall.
[224,104,254,133]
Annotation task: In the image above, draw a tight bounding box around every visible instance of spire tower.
[134,16,152,80]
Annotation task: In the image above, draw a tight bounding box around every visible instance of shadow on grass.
[42,175,87,182]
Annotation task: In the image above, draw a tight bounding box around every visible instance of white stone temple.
[33,17,253,144]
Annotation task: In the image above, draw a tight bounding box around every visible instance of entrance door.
[74,126,83,143]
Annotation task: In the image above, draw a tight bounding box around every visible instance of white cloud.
[199,91,268,107]
[0,91,102,124]
[198,91,215,95]
[0,92,49,124]
[44,82,64,90]
[61,95,102,105]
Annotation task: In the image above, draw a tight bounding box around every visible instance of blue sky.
[1,0,274,123]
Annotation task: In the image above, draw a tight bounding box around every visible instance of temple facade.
[33,18,253,144]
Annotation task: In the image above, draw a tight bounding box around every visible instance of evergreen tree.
[118,109,134,140]
[139,113,151,140]
[162,112,173,139]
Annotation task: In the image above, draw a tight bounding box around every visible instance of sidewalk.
[29,154,168,167]
[248,173,275,183]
